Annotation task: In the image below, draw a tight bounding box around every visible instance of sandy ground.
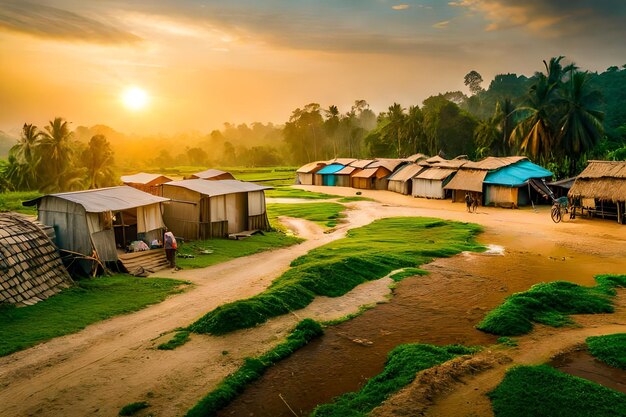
[1,186,625,417]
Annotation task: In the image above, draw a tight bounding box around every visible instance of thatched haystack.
[0,213,73,305]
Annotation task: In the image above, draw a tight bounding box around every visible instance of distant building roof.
[297,161,327,173]
[121,172,172,185]
[403,153,429,163]
[414,168,457,181]
[335,166,357,175]
[327,158,357,165]
[164,179,271,197]
[388,164,425,182]
[316,163,346,175]
[484,160,552,187]
[352,167,380,179]
[190,169,234,180]
[443,170,488,192]
[368,158,407,172]
[24,186,169,213]
[350,159,375,169]
[462,156,528,170]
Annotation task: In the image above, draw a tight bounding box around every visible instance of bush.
[587,333,626,369]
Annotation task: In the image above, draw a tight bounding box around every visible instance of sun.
[121,86,149,111]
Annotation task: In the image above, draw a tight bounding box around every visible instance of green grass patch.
[476,275,626,336]
[496,337,519,347]
[185,319,323,417]
[337,196,375,202]
[189,217,483,336]
[321,303,379,326]
[0,275,188,357]
[311,343,480,417]
[157,330,190,350]
[389,267,429,282]
[118,401,150,416]
[267,202,347,228]
[265,186,341,199]
[586,333,626,369]
[176,231,302,269]
[0,191,42,215]
[489,365,626,417]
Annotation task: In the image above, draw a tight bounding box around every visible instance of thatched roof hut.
[569,161,626,224]
[1,213,73,305]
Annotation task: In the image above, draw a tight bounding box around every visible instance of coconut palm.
[382,103,406,157]
[404,105,426,155]
[82,135,116,189]
[39,117,79,191]
[7,123,42,189]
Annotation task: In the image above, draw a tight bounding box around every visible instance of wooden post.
[618,201,623,225]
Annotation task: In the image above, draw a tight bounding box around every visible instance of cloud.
[392,4,410,10]
[0,0,141,44]
[433,20,450,29]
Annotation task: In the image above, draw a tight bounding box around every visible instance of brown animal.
[471,192,479,212]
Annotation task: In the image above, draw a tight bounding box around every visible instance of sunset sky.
[1,0,625,135]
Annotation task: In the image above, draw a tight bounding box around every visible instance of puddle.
[550,349,626,394]
[217,230,626,417]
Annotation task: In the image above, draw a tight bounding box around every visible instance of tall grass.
[189,217,483,335]
[185,319,323,417]
[0,275,188,357]
[477,275,626,336]
[0,190,42,215]
[311,344,480,417]
[586,333,626,369]
[489,365,626,417]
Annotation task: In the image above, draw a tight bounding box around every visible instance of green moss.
[586,333,626,369]
[118,401,149,416]
[311,344,480,417]
[157,330,190,350]
[267,202,346,228]
[0,275,188,357]
[489,365,626,417]
[477,275,626,336]
[185,319,323,417]
[176,231,302,269]
[190,217,483,336]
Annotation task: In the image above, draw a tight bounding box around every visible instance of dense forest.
[1,57,625,193]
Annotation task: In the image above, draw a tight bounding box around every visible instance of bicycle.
[550,196,569,223]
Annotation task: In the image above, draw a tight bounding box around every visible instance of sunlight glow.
[121,86,149,111]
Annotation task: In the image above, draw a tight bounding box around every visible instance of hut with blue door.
[315,163,345,186]
[483,159,552,207]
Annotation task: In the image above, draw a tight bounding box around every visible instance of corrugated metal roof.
[414,168,457,181]
[388,164,425,182]
[368,159,407,171]
[484,160,552,187]
[164,179,271,197]
[191,169,233,179]
[316,163,345,174]
[297,161,326,173]
[350,159,375,169]
[462,156,528,170]
[335,166,357,175]
[352,167,380,179]
[443,170,487,192]
[27,186,169,213]
[121,172,172,185]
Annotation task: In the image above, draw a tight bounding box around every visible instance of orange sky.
[1,0,624,135]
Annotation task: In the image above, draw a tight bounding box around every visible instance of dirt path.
[2,188,625,417]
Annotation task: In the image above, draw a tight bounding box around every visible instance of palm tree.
[82,135,116,189]
[404,105,425,155]
[40,117,76,191]
[382,103,406,157]
[324,105,340,156]
[7,123,42,189]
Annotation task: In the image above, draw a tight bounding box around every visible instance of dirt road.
[1,187,625,416]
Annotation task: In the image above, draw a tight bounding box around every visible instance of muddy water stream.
[218,229,626,417]
[550,350,626,394]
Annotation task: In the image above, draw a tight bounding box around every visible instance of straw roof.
[443,169,488,192]
[414,168,457,181]
[296,161,326,173]
[0,213,73,305]
[462,156,527,170]
[350,159,375,169]
[388,164,425,182]
[568,161,626,202]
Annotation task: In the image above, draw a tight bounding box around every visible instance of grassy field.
[176,231,302,269]
[311,344,480,417]
[489,365,626,417]
[586,333,626,369]
[267,202,347,228]
[0,190,42,215]
[265,186,341,199]
[0,275,188,357]
[189,217,483,336]
[185,319,323,417]
[477,274,626,336]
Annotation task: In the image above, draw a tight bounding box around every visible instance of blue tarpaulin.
[316,163,345,175]
[484,160,552,187]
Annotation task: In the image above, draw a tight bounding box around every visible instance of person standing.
[163,228,177,269]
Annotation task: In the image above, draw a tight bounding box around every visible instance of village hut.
[1,213,73,305]
[161,179,271,240]
[296,161,326,185]
[190,169,235,181]
[353,159,408,190]
[314,163,345,186]
[334,166,358,187]
[412,168,458,199]
[121,172,173,196]
[568,161,626,224]
[23,186,169,274]
[387,163,425,195]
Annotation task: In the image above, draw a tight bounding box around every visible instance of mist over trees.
[1,57,626,193]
